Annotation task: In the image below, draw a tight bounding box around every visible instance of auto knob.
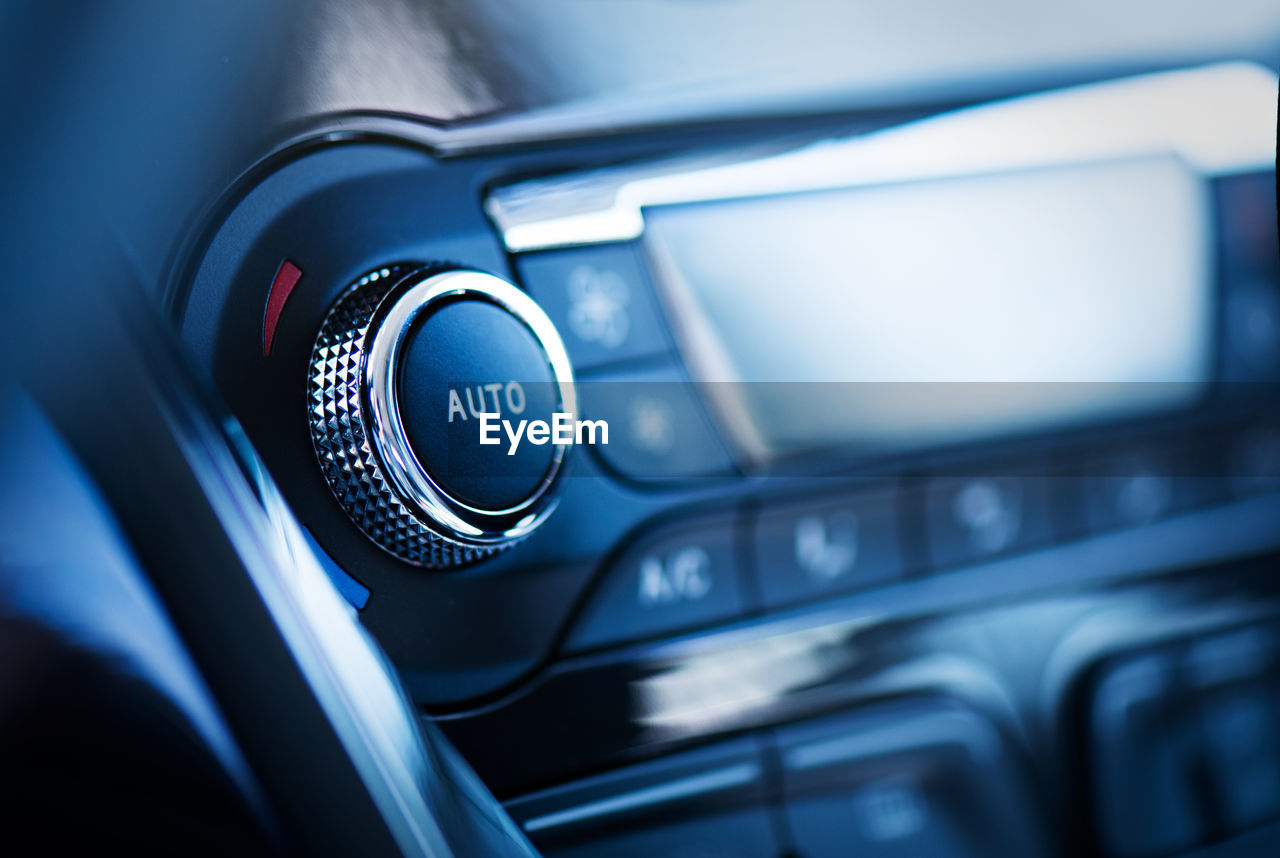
[308,265,576,567]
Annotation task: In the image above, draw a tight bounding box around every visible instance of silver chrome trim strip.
[182,406,458,856]
[487,62,1278,253]
[520,762,760,833]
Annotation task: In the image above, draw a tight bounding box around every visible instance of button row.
[517,243,738,483]
[565,426,1280,654]
[1089,623,1280,856]
[508,698,1049,858]
[565,487,908,653]
[778,700,1049,858]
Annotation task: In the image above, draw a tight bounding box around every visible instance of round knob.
[308,265,575,567]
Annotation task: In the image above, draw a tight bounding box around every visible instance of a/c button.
[566,517,746,653]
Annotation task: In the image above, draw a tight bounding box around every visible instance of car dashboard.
[4,3,1280,857]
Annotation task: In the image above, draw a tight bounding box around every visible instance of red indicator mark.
[263,259,302,357]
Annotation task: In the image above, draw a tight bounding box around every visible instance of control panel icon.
[567,264,631,350]
[953,479,1022,554]
[638,546,713,607]
[852,776,929,842]
[627,395,677,455]
[794,512,859,582]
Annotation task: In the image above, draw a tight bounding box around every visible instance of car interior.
[2,2,1279,856]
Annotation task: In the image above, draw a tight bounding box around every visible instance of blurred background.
[2,2,1279,856]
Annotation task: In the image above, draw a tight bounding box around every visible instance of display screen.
[644,155,1212,461]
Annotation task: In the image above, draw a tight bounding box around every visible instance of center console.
[171,62,1280,857]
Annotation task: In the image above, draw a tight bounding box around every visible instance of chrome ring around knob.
[308,265,576,567]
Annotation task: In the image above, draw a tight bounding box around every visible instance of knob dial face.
[308,266,576,567]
